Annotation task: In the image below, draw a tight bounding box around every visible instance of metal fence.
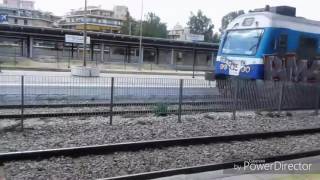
[0,75,319,130]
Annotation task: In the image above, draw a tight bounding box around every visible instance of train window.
[297,37,318,60]
[279,34,288,48]
[276,34,288,54]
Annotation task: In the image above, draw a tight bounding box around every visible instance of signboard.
[186,33,204,42]
[0,14,8,24]
[65,34,90,44]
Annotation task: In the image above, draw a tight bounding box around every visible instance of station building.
[0,0,60,27]
[59,6,128,34]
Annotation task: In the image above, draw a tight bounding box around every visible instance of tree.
[121,12,167,38]
[187,10,214,42]
[141,12,167,38]
[121,12,138,35]
[220,10,245,32]
[212,32,221,43]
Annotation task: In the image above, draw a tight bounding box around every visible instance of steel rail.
[0,106,311,119]
[1,127,320,163]
[100,149,320,180]
[0,101,231,109]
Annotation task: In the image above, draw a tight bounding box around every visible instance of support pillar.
[192,49,197,78]
[108,46,112,62]
[71,43,74,59]
[156,48,159,64]
[62,43,65,58]
[123,47,127,64]
[170,48,174,65]
[77,45,79,59]
[124,47,129,63]
[27,36,33,58]
[211,52,215,67]
[139,47,144,64]
[21,39,25,57]
[127,46,131,63]
[100,43,104,62]
[90,44,94,61]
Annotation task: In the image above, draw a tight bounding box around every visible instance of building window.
[14,18,18,24]
[24,19,28,25]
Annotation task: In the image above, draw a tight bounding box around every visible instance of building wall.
[3,0,34,9]
[0,5,58,27]
[113,6,128,20]
[3,0,20,8]
[60,6,127,33]
[20,1,34,10]
[7,17,52,27]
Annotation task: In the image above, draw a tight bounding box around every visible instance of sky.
[3,0,320,31]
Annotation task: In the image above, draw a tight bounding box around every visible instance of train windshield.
[221,29,264,56]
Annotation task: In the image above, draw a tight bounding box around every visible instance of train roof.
[227,12,320,34]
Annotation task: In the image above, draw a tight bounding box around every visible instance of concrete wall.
[8,17,52,27]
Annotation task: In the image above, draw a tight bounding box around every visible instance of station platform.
[155,156,320,180]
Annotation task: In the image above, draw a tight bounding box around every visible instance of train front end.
[215,29,264,79]
[216,27,265,80]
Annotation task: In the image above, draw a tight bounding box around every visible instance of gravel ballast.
[0,111,319,153]
[4,133,320,180]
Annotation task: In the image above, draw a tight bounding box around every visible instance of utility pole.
[129,21,132,36]
[83,0,87,67]
[138,0,143,70]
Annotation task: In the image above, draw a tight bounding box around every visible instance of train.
[214,6,320,82]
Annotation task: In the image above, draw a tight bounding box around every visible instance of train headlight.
[245,66,251,73]
[240,66,251,73]
[240,67,246,73]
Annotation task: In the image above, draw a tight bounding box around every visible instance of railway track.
[100,149,320,180]
[0,101,231,109]
[2,127,320,168]
[0,100,314,119]
[0,107,314,119]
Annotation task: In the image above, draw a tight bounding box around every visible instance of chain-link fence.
[0,75,319,130]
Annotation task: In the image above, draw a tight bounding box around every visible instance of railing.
[0,75,319,130]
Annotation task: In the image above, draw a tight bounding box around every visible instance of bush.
[154,103,168,117]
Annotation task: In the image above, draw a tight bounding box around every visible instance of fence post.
[232,78,239,120]
[278,81,284,115]
[178,79,183,123]
[315,85,320,116]
[109,77,114,125]
[21,75,24,131]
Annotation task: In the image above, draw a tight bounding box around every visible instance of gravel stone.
[4,133,320,180]
[0,111,319,153]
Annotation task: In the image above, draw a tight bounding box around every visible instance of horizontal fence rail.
[0,75,319,130]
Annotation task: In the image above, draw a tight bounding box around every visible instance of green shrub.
[154,103,168,117]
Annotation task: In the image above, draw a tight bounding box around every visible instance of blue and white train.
[215,6,320,80]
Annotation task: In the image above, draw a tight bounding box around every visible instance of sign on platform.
[186,33,204,42]
[65,34,91,44]
[0,14,8,24]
